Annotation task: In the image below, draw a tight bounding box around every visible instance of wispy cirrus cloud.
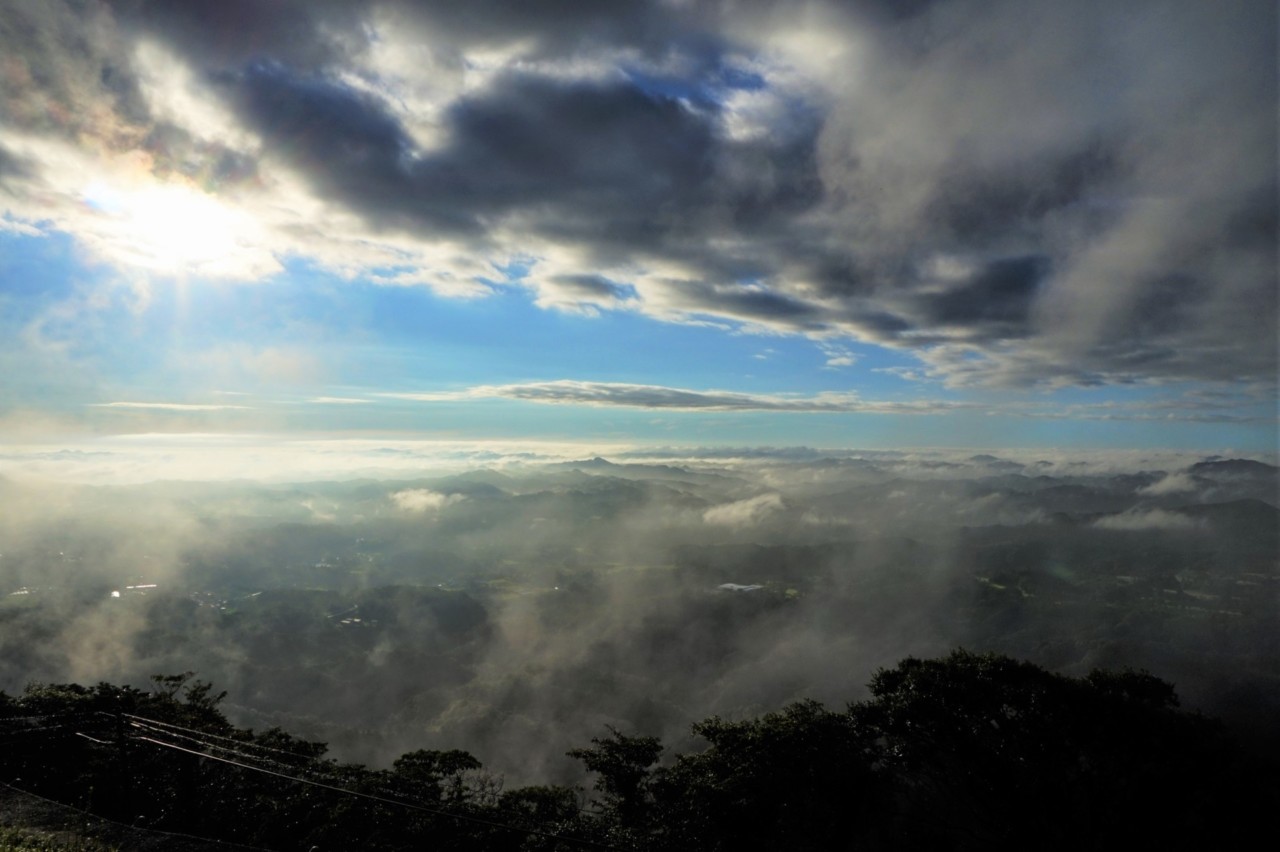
[89,402,250,411]
[380,381,973,414]
[1010,397,1277,425]
[378,379,1276,425]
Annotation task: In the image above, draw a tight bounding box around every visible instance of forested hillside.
[3,455,1276,784]
[2,651,1273,851]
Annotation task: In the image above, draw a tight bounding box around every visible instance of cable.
[132,734,616,850]
[126,718,604,828]
[123,718,429,815]
[121,719,406,809]
[122,712,602,818]
[0,723,91,742]
[122,713,327,764]
[74,731,112,745]
[117,712,610,842]
[7,710,612,848]
[0,712,101,725]
[125,719,325,777]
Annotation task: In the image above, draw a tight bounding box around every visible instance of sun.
[82,180,268,278]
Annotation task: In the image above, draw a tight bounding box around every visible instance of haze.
[0,0,1276,790]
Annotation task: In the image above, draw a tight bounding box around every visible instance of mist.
[2,447,1275,785]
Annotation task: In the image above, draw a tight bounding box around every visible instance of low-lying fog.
[1,446,1276,784]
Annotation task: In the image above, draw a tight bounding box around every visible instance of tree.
[391,748,484,803]
[568,727,663,842]
[857,649,1266,850]
[649,700,882,851]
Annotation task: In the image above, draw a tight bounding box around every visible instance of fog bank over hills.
[1,447,1276,784]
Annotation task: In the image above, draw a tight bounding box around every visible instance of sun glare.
[83,180,264,277]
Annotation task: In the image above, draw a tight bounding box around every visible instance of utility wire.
[122,718,417,808]
[74,731,112,745]
[127,715,607,825]
[8,711,614,848]
[122,712,603,818]
[0,712,101,725]
[132,734,616,851]
[127,721,503,820]
[0,723,92,742]
[121,713,326,764]
[125,720,323,777]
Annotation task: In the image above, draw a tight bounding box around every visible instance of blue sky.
[0,1,1275,463]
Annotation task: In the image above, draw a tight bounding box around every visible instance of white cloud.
[89,402,249,411]
[389,488,465,513]
[380,381,972,414]
[820,343,857,369]
[0,217,44,237]
[703,493,784,526]
[1138,472,1197,496]
[1093,509,1202,532]
[0,0,1271,397]
[0,436,634,485]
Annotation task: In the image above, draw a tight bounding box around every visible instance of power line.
[125,719,322,777]
[119,711,604,818]
[123,711,607,815]
[0,711,101,725]
[121,713,326,764]
[0,723,102,745]
[74,731,112,745]
[122,717,423,808]
[0,716,106,738]
[132,734,616,851]
[125,720,509,823]
[76,711,614,848]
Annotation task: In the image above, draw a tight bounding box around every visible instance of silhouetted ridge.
[1190,458,1278,478]
[2,652,1272,851]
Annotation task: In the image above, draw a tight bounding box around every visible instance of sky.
[1,0,1276,473]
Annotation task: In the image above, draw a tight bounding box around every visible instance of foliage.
[0,826,117,852]
[647,700,883,851]
[0,653,1274,851]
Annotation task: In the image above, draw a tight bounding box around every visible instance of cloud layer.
[1,0,1274,391]
[382,381,974,413]
[1,446,1274,783]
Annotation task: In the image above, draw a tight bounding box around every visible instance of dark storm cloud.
[0,146,33,181]
[107,0,360,71]
[215,53,828,268]
[813,0,1277,386]
[108,0,707,74]
[923,146,1121,246]
[2,0,1275,390]
[914,255,1048,338]
[392,0,682,55]
[228,63,409,159]
[546,275,635,301]
[218,61,455,225]
[216,65,725,239]
[436,74,716,225]
[0,0,143,141]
